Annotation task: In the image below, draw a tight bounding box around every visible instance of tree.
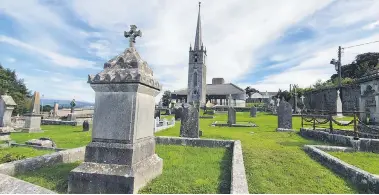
[275,89,292,102]
[41,105,53,112]
[0,63,31,115]
[245,86,260,98]
[161,90,171,107]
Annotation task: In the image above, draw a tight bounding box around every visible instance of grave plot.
[0,147,52,163]
[304,145,379,193]
[11,144,233,194]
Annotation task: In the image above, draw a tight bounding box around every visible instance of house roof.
[172,83,245,96]
[0,95,17,106]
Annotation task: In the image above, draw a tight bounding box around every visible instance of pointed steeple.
[194,2,202,51]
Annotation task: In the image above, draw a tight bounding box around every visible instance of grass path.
[156,112,357,193]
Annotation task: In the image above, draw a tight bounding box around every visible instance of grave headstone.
[68,25,163,194]
[174,107,182,120]
[82,120,89,131]
[180,103,200,138]
[250,106,257,117]
[154,110,160,119]
[277,101,292,129]
[162,118,168,127]
[0,94,17,132]
[227,107,236,126]
[22,91,43,133]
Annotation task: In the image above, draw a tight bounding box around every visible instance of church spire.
[194,2,202,51]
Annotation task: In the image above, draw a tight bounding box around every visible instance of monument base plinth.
[22,114,43,133]
[0,132,10,141]
[68,154,163,194]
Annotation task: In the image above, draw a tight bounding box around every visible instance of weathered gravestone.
[0,93,17,140]
[277,101,293,130]
[250,106,257,117]
[227,107,236,126]
[174,107,182,120]
[180,103,200,138]
[53,102,59,118]
[82,120,89,131]
[25,137,56,148]
[22,91,43,133]
[154,109,160,119]
[68,25,163,194]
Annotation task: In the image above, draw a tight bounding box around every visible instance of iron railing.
[301,110,379,139]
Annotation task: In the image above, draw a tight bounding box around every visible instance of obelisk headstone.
[22,91,43,133]
[68,25,163,194]
[336,89,343,118]
[53,102,59,118]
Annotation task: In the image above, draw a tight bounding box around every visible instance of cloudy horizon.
[1,0,378,103]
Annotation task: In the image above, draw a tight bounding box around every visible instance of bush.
[0,153,27,163]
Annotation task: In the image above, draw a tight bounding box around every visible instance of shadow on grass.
[218,147,232,194]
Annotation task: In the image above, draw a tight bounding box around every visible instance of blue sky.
[0,0,379,102]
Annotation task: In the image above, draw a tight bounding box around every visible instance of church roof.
[172,83,245,96]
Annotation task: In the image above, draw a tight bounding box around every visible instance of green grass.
[140,145,231,194]
[14,145,230,194]
[301,115,355,130]
[0,147,51,163]
[156,112,357,193]
[328,151,379,175]
[11,125,91,149]
[15,161,81,194]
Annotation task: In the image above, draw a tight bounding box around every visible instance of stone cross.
[70,99,76,114]
[124,25,142,48]
[300,95,305,103]
[228,94,233,107]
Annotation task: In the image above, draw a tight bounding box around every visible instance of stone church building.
[171,3,246,107]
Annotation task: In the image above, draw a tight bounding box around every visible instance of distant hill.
[41,99,94,108]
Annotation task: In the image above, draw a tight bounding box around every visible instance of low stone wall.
[0,147,85,176]
[0,173,55,194]
[300,128,379,153]
[155,136,249,194]
[304,145,379,193]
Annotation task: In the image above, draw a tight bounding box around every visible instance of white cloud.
[6,58,16,63]
[363,20,379,30]
[0,35,97,69]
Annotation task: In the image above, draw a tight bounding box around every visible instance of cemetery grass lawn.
[11,125,91,149]
[0,147,51,163]
[327,151,379,175]
[14,145,230,194]
[155,112,358,193]
[140,145,231,194]
[15,161,81,194]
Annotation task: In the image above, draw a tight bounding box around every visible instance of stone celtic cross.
[124,25,142,48]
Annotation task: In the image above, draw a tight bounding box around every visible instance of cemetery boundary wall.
[304,145,379,193]
[155,136,249,194]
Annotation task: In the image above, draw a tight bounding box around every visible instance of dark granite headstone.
[83,120,89,131]
[174,107,183,120]
[228,107,236,126]
[154,110,160,119]
[180,104,200,138]
[278,101,292,129]
[250,106,257,117]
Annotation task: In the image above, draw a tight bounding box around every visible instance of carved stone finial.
[124,25,142,48]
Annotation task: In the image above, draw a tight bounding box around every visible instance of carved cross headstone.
[124,25,142,48]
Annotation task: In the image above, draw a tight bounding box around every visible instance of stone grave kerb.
[68,25,163,194]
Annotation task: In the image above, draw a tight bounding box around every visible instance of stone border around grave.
[0,147,85,176]
[155,136,249,194]
[276,128,295,132]
[0,173,55,194]
[211,121,258,128]
[303,145,379,193]
[41,119,77,126]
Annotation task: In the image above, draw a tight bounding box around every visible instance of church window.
[193,72,198,87]
[194,54,198,62]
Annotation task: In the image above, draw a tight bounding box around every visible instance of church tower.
[187,2,207,105]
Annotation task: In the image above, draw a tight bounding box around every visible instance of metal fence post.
[353,111,359,140]
[329,113,333,133]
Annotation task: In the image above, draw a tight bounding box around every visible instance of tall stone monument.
[67,99,76,121]
[53,102,59,118]
[68,25,163,194]
[0,92,17,135]
[227,95,236,126]
[336,89,343,118]
[22,91,42,133]
[277,101,292,130]
[180,103,200,138]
